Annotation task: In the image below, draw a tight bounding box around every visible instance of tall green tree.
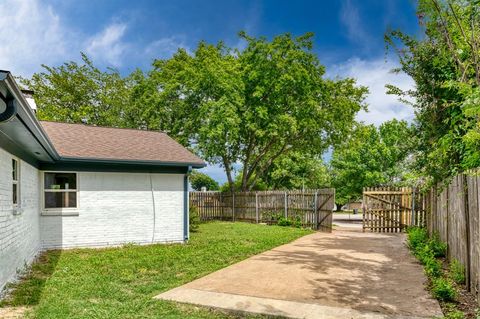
[386,0,480,183]
[263,152,331,190]
[189,171,219,191]
[136,32,367,191]
[331,119,415,205]
[21,53,136,127]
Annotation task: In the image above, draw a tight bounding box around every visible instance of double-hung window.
[43,172,78,213]
[12,159,19,206]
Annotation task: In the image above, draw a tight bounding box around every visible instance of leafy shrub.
[277,217,293,227]
[277,216,303,228]
[262,211,283,223]
[449,259,465,284]
[189,205,201,232]
[432,277,457,301]
[444,309,465,319]
[424,254,443,278]
[428,233,447,258]
[407,227,429,251]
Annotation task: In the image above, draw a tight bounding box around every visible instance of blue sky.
[0,0,421,184]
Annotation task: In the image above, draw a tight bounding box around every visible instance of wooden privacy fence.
[363,187,427,233]
[190,189,335,231]
[427,173,480,304]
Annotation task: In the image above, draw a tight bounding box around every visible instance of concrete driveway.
[156,227,442,319]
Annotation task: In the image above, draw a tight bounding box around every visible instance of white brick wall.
[0,149,186,291]
[0,148,41,292]
[40,172,185,249]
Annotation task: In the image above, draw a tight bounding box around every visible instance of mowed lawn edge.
[0,222,312,319]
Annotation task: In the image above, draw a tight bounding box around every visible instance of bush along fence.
[426,172,480,305]
[189,189,335,231]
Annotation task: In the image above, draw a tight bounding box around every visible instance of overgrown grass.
[1,222,312,318]
[449,259,465,285]
[406,227,469,318]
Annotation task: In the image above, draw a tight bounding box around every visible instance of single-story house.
[0,71,205,291]
[341,201,363,211]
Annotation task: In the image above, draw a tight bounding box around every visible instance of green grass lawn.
[1,222,312,319]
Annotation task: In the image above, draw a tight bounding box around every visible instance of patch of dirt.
[431,258,479,318]
[443,282,479,318]
[0,306,29,319]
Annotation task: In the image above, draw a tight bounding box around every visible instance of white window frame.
[41,171,79,216]
[12,158,20,208]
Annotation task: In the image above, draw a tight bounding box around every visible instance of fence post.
[411,188,416,227]
[232,192,235,222]
[220,192,223,220]
[284,192,288,218]
[255,192,259,223]
[314,191,318,230]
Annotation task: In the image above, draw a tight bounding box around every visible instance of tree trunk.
[223,158,235,193]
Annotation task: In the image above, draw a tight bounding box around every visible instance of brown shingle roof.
[40,121,205,166]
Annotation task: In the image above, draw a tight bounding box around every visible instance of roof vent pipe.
[0,91,16,123]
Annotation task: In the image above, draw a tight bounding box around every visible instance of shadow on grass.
[0,250,61,307]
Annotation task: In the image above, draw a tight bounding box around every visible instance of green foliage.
[139,31,367,191]
[277,216,302,228]
[429,233,447,258]
[407,227,444,278]
[407,226,429,251]
[449,259,466,284]
[21,53,137,127]
[261,211,283,223]
[25,33,367,192]
[432,277,457,302]
[189,205,201,232]
[386,0,480,184]
[264,152,331,190]
[189,171,219,191]
[331,120,416,205]
[422,250,443,278]
[406,227,429,250]
[444,309,465,319]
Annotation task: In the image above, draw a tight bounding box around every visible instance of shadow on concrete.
[253,231,434,316]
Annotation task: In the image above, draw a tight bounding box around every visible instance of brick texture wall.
[1,147,186,292]
[0,148,41,292]
[40,172,185,249]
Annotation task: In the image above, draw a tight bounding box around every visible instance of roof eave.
[1,71,59,161]
[55,156,207,168]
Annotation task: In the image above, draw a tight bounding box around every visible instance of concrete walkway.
[156,228,442,319]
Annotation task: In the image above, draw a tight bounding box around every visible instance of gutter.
[0,71,59,161]
[0,92,16,123]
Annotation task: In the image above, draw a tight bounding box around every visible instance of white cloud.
[0,0,75,77]
[0,0,188,77]
[144,37,189,59]
[339,0,373,50]
[329,57,415,126]
[86,23,129,67]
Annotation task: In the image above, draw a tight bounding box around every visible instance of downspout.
[184,166,192,241]
[0,92,16,123]
[150,174,156,243]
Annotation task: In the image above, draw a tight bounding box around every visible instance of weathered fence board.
[467,175,480,297]
[428,171,480,305]
[190,189,335,231]
[362,187,427,232]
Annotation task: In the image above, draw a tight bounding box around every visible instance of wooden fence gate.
[363,187,427,232]
[190,189,335,231]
